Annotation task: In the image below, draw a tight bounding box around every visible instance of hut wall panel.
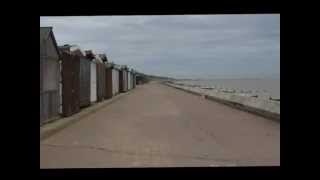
[130,72,132,90]
[123,70,125,92]
[133,74,136,88]
[105,68,113,98]
[46,35,59,60]
[40,58,59,124]
[40,40,46,57]
[40,31,60,125]
[40,93,43,123]
[118,69,121,93]
[90,62,97,103]
[130,74,133,89]
[79,57,91,107]
[131,73,133,89]
[61,53,80,117]
[127,72,130,90]
[115,70,119,93]
[119,70,124,92]
[127,72,133,90]
[49,91,59,118]
[59,79,62,114]
[112,69,116,95]
[119,70,128,92]
[97,63,106,101]
[123,71,128,91]
[40,91,59,124]
[59,60,62,114]
[40,58,43,123]
[112,69,119,95]
[40,58,43,92]
[43,58,59,91]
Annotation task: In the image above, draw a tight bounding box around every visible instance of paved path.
[40,82,280,168]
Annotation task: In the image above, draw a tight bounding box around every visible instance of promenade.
[40,82,280,168]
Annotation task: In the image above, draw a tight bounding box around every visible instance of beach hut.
[105,62,113,99]
[105,62,120,98]
[79,58,91,107]
[130,69,135,89]
[101,55,111,99]
[119,68,124,92]
[127,69,132,90]
[95,55,106,102]
[119,66,128,93]
[125,66,128,91]
[40,27,61,124]
[112,64,120,96]
[127,69,131,91]
[59,47,80,117]
[132,70,136,89]
[85,50,98,104]
[69,46,91,108]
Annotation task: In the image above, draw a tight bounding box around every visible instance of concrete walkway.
[40,82,280,168]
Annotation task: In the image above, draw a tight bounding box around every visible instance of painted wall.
[90,61,97,103]
[79,57,91,107]
[127,71,132,90]
[112,69,119,95]
[40,33,60,124]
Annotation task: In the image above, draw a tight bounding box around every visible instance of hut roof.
[98,54,108,62]
[85,50,96,60]
[40,27,60,58]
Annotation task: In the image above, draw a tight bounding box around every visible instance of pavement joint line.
[41,142,272,166]
[41,143,240,164]
[40,89,137,141]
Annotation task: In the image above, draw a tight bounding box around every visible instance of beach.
[174,79,280,101]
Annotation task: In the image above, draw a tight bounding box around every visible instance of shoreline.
[172,79,280,101]
[164,81,280,121]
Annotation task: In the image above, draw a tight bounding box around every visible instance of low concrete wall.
[165,82,280,122]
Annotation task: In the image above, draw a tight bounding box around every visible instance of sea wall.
[165,82,280,122]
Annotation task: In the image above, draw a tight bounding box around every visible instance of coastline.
[164,81,280,121]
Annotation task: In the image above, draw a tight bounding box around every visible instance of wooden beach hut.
[40,27,61,124]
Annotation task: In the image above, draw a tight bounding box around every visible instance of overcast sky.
[40,14,280,79]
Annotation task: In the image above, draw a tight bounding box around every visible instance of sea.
[175,79,280,100]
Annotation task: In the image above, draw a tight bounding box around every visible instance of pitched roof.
[40,27,52,45]
[94,54,103,63]
[98,54,108,62]
[85,50,95,60]
[58,45,71,54]
[105,62,113,68]
[40,27,60,58]
[71,49,85,57]
[113,64,121,70]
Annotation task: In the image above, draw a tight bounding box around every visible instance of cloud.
[40,14,280,79]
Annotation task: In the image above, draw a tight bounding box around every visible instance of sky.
[40,14,280,79]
